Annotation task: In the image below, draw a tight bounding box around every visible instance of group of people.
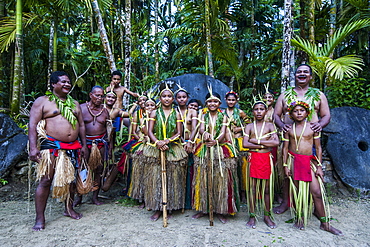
[28,65,342,236]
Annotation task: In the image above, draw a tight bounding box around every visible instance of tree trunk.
[308,0,315,44]
[154,0,159,82]
[91,0,116,72]
[205,0,214,78]
[0,0,4,107]
[11,0,22,115]
[281,0,294,91]
[123,0,131,109]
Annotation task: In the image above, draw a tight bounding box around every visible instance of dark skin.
[243,103,279,229]
[191,98,229,224]
[74,88,112,206]
[283,106,342,235]
[28,75,87,231]
[273,65,331,215]
[147,90,182,221]
[175,91,198,153]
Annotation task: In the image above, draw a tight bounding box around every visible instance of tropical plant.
[291,18,370,89]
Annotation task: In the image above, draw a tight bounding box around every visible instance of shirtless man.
[74,86,112,206]
[105,71,139,129]
[273,64,331,214]
[29,71,87,231]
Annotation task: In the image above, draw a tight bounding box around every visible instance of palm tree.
[91,0,116,72]
[291,18,370,89]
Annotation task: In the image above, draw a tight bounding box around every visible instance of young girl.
[127,96,156,207]
[192,91,239,224]
[144,86,188,221]
[224,91,250,203]
[283,101,342,235]
[175,88,198,209]
[243,100,279,229]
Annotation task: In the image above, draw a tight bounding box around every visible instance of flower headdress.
[225,90,239,100]
[288,101,310,119]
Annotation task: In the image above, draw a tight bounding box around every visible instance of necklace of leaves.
[46,91,77,129]
[86,101,105,125]
[285,86,320,121]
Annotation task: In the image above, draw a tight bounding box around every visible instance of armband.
[281,137,289,142]
[147,118,155,121]
[314,132,321,139]
[222,123,228,126]
[177,119,184,122]
[154,140,159,145]
[131,121,137,124]
[283,163,288,167]
[191,117,198,120]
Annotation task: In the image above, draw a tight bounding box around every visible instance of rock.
[325,107,370,191]
[156,74,232,109]
[0,113,28,178]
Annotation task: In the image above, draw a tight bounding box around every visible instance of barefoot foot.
[138,203,145,209]
[320,223,343,236]
[192,212,205,219]
[32,221,45,231]
[246,217,256,229]
[92,199,104,205]
[150,211,161,221]
[293,221,305,230]
[217,214,228,224]
[273,203,288,214]
[63,209,83,220]
[264,216,277,229]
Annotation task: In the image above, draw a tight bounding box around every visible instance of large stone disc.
[325,107,370,190]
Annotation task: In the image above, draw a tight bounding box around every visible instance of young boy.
[283,101,342,235]
[243,100,279,229]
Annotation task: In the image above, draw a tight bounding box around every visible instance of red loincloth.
[86,133,106,149]
[46,136,82,156]
[249,152,272,179]
[289,151,315,182]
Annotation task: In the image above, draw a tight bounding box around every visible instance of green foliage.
[0,178,8,186]
[326,77,370,109]
[116,197,139,207]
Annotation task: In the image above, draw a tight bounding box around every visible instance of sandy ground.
[1,187,370,247]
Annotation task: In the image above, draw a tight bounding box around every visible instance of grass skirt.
[128,142,145,201]
[192,153,239,215]
[245,152,274,216]
[143,144,187,211]
[287,152,330,227]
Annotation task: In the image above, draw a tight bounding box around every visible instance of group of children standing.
[118,80,342,235]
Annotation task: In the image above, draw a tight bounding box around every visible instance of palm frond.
[325,55,364,80]
[323,18,370,56]
[0,17,16,52]
[291,36,319,60]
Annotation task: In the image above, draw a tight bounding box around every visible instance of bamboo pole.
[208,146,214,226]
[161,150,168,227]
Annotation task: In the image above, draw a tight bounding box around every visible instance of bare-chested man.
[105,71,139,129]
[29,71,87,231]
[74,86,112,206]
[273,64,331,214]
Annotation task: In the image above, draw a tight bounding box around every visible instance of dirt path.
[0,193,369,246]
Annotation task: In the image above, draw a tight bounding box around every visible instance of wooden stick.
[208,147,214,226]
[161,150,168,227]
